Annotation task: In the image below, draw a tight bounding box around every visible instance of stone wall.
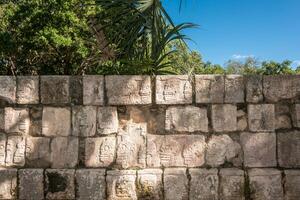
[0,75,300,199]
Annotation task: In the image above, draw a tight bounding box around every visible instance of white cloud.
[292,60,300,67]
[232,54,254,60]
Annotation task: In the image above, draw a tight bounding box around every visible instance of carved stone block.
[4,107,30,135]
[137,169,163,200]
[275,104,292,129]
[17,76,39,104]
[284,170,300,199]
[106,76,151,105]
[72,106,96,137]
[246,75,263,103]
[195,75,224,103]
[212,104,237,132]
[278,131,300,167]
[85,137,116,167]
[29,106,42,136]
[106,170,137,200]
[76,169,106,200]
[220,168,245,200]
[0,168,17,199]
[156,75,192,104]
[189,168,219,200]
[26,137,51,167]
[165,106,208,132]
[70,76,83,105]
[45,169,75,200]
[0,76,16,105]
[97,107,118,135]
[164,168,188,200]
[83,75,104,105]
[147,135,206,167]
[6,136,25,167]
[41,76,70,104]
[0,133,6,166]
[292,104,300,128]
[42,107,71,136]
[248,104,275,132]
[19,169,44,200]
[225,75,244,103]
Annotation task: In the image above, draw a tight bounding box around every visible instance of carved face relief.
[99,139,114,163]
[183,142,204,166]
[115,179,132,198]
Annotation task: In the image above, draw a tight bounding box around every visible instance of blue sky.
[164,0,300,67]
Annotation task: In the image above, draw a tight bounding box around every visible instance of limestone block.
[248,104,275,132]
[72,106,96,137]
[246,75,263,103]
[189,168,219,200]
[45,169,75,200]
[248,169,283,200]
[5,136,25,167]
[219,168,245,200]
[18,169,44,200]
[165,106,208,132]
[225,75,244,103]
[0,133,6,166]
[4,107,30,135]
[206,135,242,167]
[211,104,237,132]
[83,75,104,105]
[17,76,39,104]
[292,104,300,127]
[26,137,51,168]
[164,168,188,200]
[237,109,248,131]
[137,169,163,200]
[278,131,300,168]
[106,76,151,105]
[106,170,137,200]
[156,75,192,104]
[0,109,3,131]
[51,137,78,168]
[29,107,42,136]
[76,169,106,200]
[284,170,300,199]
[275,104,292,129]
[41,76,70,104]
[195,75,224,103]
[42,107,71,136]
[97,107,118,135]
[241,132,276,167]
[147,135,206,167]
[0,168,17,199]
[0,76,16,104]
[70,76,83,105]
[85,137,116,167]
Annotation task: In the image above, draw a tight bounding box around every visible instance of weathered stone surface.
[42,107,71,136]
[189,168,219,200]
[4,107,30,135]
[147,135,206,167]
[278,131,300,167]
[19,169,44,200]
[70,76,83,105]
[0,168,17,199]
[220,168,245,200]
[156,75,192,104]
[45,169,75,200]
[0,133,6,166]
[248,104,275,132]
[248,169,283,200]
[83,75,104,105]
[164,168,188,200]
[106,170,137,200]
[72,106,96,137]
[246,75,263,103]
[137,169,163,200]
[76,169,106,200]
[41,76,70,104]
[0,76,16,104]
[284,170,300,200]
[165,106,208,132]
[225,75,244,103]
[195,75,224,103]
[206,135,242,167]
[292,104,300,127]
[0,109,4,131]
[97,107,118,135]
[29,107,42,136]
[85,137,116,167]
[237,109,248,131]
[17,76,39,104]
[212,104,237,132]
[51,137,78,168]
[6,136,25,167]
[276,104,292,129]
[106,76,151,105]
[26,137,51,167]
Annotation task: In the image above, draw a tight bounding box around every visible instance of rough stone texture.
[97,107,118,135]
[164,168,188,200]
[284,170,300,200]
[29,107,43,136]
[85,137,116,167]
[248,169,283,200]
[165,106,208,132]
[276,104,292,129]
[17,76,39,104]
[248,104,275,132]
[76,169,106,200]
[156,75,192,104]
[206,134,242,167]
[0,76,16,105]
[26,137,51,168]
[195,75,224,103]
[18,169,44,200]
[0,133,6,166]
[237,109,248,131]
[70,76,83,105]
[225,75,244,103]
[0,109,4,131]
[106,170,137,200]
[42,107,71,136]
[189,168,219,200]
[246,75,263,103]
[45,169,75,200]
[6,136,25,167]
[147,135,206,167]
[72,106,96,137]
[106,76,151,105]
[220,168,245,200]
[241,132,276,167]
[292,104,300,127]
[278,131,300,168]
[41,76,70,104]
[0,168,17,199]
[83,75,104,105]
[137,169,163,200]
[4,107,30,135]
[211,104,237,132]
[51,137,78,168]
